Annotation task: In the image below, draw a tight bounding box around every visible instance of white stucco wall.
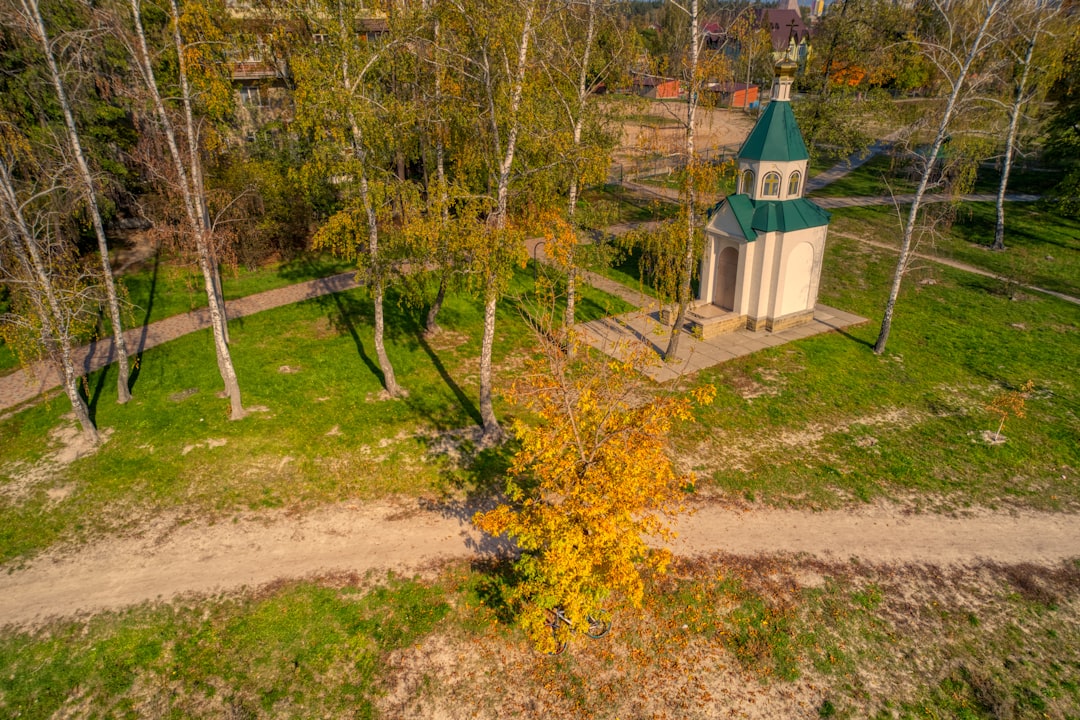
[700,221,829,326]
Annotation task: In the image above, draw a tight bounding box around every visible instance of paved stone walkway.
[801,125,913,193]
[526,232,867,382]
[578,304,867,383]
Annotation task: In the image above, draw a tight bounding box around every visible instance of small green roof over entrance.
[738,100,809,162]
[709,194,830,241]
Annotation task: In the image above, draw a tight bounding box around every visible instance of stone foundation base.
[765,309,816,332]
[684,305,817,337]
[688,311,747,339]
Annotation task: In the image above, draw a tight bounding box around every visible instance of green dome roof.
[738,100,809,162]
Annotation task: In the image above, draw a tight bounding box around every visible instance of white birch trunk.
[479,292,499,439]
[665,0,699,362]
[994,35,1036,252]
[341,33,403,397]
[21,0,132,403]
[0,159,99,444]
[359,158,403,397]
[129,0,245,418]
[425,17,450,336]
[563,0,598,337]
[875,0,1004,354]
[479,0,536,444]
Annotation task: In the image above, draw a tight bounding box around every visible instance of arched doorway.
[713,246,738,310]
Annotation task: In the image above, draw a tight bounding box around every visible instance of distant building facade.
[631,73,681,100]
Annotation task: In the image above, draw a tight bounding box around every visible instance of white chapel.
[691,59,831,338]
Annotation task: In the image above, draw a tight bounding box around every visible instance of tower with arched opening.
[692,59,831,336]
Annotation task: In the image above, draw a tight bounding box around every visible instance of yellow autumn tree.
[474,332,714,653]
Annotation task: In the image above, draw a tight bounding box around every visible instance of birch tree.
[0,124,99,443]
[438,0,545,443]
[874,0,1009,355]
[291,0,406,398]
[664,0,728,362]
[413,6,458,336]
[538,0,623,339]
[119,0,246,418]
[991,2,1063,251]
[13,0,133,403]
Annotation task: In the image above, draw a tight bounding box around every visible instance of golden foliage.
[474,336,714,652]
[986,380,1034,441]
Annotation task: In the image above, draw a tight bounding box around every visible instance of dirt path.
[2,498,1078,628]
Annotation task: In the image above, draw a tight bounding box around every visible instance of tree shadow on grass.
[825,324,875,351]
[398,306,482,428]
[128,244,161,394]
[273,255,383,378]
[326,291,383,383]
[466,554,524,626]
[84,318,111,424]
[418,433,522,560]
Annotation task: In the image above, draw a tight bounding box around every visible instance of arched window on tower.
[742,169,755,196]
[787,171,802,197]
[762,172,780,197]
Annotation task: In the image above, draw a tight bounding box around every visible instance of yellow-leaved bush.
[474,335,715,652]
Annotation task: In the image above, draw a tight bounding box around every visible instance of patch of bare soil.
[684,406,925,474]
[0,418,111,505]
[424,329,470,352]
[111,230,159,274]
[376,627,824,720]
[616,100,756,165]
[373,554,1080,719]
[420,426,487,464]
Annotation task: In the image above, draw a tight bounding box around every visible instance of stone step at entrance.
[687,304,746,340]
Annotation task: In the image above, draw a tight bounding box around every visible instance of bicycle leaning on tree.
[543,606,612,655]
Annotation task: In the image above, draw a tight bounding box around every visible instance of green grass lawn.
[806,154,918,198]
[2,557,1076,718]
[116,252,354,331]
[0,575,453,719]
[971,164,1065,196]
[596,242,659,299]
[0,252,353,377]
[0,268,631,564]
[679,213,1080,510]
[831,203,1080,298]
[808,151,849,178]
